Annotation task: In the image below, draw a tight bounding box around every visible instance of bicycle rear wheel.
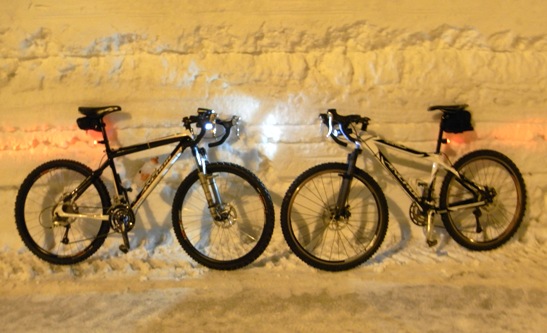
[281,163,388,271]
[14,160,111,264]
[440,150,526,250]
[172,162,274,270]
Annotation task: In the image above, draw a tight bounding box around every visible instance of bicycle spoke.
[441,150,526,250]
[172,163,274,270]
[281,163,388,271]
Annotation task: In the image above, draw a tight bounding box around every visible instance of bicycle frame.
[56,107,238,226]
[361,133,488,212]
[324,108,495,246]
[55,109,241,233]
[55,131,200,221]
[361,135,456,209]
[330,117,488,214]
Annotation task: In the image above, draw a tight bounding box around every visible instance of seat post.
[98,118,114,155]
[435,121,445,154]
[97,118,127,198]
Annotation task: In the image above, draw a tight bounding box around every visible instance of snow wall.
[1,0,546,249]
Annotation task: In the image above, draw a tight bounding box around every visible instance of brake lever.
[326,111,334,137]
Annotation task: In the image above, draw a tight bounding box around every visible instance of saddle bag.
[77,116,102,132]
[441,111,474,133]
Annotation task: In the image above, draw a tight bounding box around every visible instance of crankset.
[409,202,427,226]
[108,204,136,253]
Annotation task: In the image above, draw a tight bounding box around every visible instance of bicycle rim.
[441,151,526,249]
[173,163,274,269]
[282,163,388,271]
[15,160,110,264]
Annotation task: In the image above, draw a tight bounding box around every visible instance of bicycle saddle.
[78,105,122,118]
[427,104,468,113]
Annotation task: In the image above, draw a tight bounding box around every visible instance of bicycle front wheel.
[440,150,527,250]
[14,160,111,265]
[172,162,274,270]
[281,163,389,271]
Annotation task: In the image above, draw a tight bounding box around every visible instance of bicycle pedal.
[120,228,131,254]
[119,244,129,253]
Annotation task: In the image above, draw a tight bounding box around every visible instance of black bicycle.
[281,105,526,271]
[14,106,275,270]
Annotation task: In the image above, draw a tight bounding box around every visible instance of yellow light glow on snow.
[260,113,281,159]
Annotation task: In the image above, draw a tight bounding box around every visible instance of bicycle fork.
[334,148,362,219]
[192,147,231,223]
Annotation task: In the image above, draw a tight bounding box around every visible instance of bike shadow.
[365,196,412,265]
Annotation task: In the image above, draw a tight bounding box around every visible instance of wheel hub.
[322,205,351,230]
[479,187,499,212]
[213,204,237,228]
[50,199,79,228]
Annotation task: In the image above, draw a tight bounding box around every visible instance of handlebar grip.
[182,109,239,148]
[209,116,240,148]
[208,127,230,147]
[320,112,348,147]
[320,109,370,146]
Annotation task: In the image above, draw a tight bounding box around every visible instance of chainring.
[409,202,427,226]
[109,204,136,233]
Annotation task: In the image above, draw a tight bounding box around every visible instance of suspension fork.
[334,148,362,219]
[192,146,224,219]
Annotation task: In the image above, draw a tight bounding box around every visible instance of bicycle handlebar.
[209,115,240,147]
[182,108,240,148]
[319,109,370,147]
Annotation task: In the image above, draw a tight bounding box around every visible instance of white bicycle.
[281,105,527,271]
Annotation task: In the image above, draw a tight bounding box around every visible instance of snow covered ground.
[1,231,545,332]
[1,1,546,332]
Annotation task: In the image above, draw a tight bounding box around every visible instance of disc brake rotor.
[214,204,237,228]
